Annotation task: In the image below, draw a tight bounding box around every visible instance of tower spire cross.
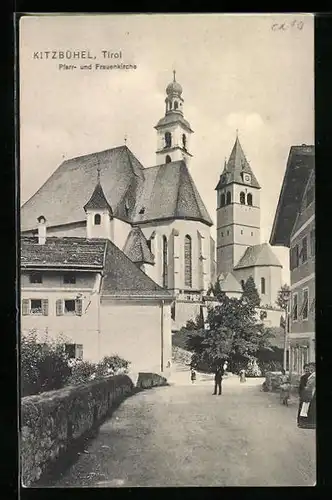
[173,69,176,82]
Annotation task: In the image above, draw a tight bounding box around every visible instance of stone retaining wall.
[21,372,168,487]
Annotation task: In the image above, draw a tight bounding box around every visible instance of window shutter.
[75,298,83,316]
[41,299,49,316]
[56,299,64,316]
[76,344,84,360]
[22,299,29,316]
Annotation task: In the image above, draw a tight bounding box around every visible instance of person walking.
[279,368,291,406]
[213,365,224,395]
[239,368,246,383]
[190,368,197,384]
[298,362,316,429]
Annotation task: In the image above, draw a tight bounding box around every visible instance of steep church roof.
[21,146,145,232]
[123,226,155,265]
[234,243,282,270]
[131,160,213,226]
[217,272,243,293]
[83,181,113,213]
[21,147,212,231]
[215,137,261,190]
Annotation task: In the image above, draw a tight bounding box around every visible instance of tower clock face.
[243,173,251,184]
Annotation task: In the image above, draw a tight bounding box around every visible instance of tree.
[183,287,271,373]
[242,276,261,307]
[276,284,291,310]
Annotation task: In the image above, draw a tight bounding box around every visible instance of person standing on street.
[190,368,197,384]
[213,365,224,395]
[298,362,316,429]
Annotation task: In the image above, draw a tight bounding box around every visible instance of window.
[56,298,83,316]
[65,344,83,360]
[162,236,168,288]
[64,300,76,314]
[29,272,42,284]
[227,230,229,236]
[310,229,315,256]
[165,132,172,148]
[22,298,49,316]
[184,235,192,288]
[94,214,101,225]
[165,155,171,163]
[306,186,314,207]
[301,236,308,263]
[247,193,253,206]
[240,230,243,235]
[221,232,224,237]
[251,232,253,236]
[240,192,245,204]
[290,244,299,270]
[292,293,298,321]
[64,273,76,284]
[182,134,187,150]
[174,101,178,110]
[139,207,145,214]
[226,191,231,205]
[302,288,309,320]
[220,193,225,207]
[261,277,266,295]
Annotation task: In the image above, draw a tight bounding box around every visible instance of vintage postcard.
[19,13,315,488]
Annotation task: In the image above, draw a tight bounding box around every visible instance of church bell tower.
[154,71,193,166]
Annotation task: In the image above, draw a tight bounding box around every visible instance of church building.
[21,72,217,334]
[215,135,283,308]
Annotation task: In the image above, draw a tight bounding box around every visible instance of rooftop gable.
[123,226,155,265]
[269,145,314,247]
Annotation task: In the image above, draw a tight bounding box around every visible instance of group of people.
[190,361,230,395]
[279,362,316,429]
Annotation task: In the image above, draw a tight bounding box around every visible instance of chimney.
[37,215,47,245]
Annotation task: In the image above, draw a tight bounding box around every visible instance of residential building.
[270,144,315,373]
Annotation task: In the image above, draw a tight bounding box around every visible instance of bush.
[21,331,72,397]
[67,360,97,386]
[259,360,283,376]
[95,355,130,377]
[245,358,262,377]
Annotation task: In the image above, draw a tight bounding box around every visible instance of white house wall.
[100,300,172,373]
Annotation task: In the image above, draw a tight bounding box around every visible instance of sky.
[19,14,314,284]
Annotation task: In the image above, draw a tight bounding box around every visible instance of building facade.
[270,145,315,373]
[21,220,174,373]
[215,135,283,308]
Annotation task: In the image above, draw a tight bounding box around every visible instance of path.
[49,367,316,487]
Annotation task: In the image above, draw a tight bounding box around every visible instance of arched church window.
[220,193,225,207]
[184,235,192,288]
[261,277,266,295]
[226,191,231,205]
[162,236,168,288]
[165,132,172,148]
[165,155,172,164]
[174,101,178,110]
[94,214,101,225]
[247,193,253,206]
[182,134,187,150]
[240,192,245,204]
[169,101,172,110]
